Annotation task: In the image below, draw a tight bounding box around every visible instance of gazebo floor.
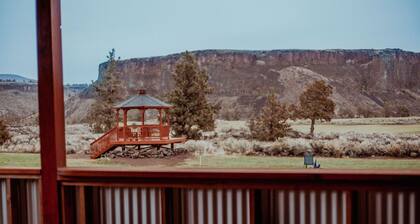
[90,137,187,159]
[111,137,187,146]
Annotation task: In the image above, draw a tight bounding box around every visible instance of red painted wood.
[116,109,119,139]
[90,124,186,158]
[36,0,66,223]
[0,168,40,177]
[123,109,127,141]
[57,168,420,189]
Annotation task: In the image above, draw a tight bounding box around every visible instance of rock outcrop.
[85,49,420,119]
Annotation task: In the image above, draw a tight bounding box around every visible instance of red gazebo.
[90,89,186,158]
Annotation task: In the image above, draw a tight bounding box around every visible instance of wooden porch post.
[142,109,145,125]
[36,0,66,223]
[123,109,127,141]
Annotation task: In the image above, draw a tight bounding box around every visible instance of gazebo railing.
[116,125,170,141]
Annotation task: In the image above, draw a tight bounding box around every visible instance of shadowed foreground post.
[36,0,66,223]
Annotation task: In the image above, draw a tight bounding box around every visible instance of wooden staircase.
[90,127,119,159]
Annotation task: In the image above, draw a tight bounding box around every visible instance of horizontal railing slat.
[0,168,40,178]
[57,168,420,190]
[1,167,420,223]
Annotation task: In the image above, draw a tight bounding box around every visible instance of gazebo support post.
[159,109,163,139]
[166,109,170,126]
[116,109,119,141]
[123,109,127,141]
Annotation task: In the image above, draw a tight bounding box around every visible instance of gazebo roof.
[113,90,172,109]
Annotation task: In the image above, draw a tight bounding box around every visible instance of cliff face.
[96,49,420,118]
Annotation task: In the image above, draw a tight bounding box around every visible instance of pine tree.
[168,51,219,139]
[248,91,291,141]
[298,80,335,136]
[0,119,11,145]
[87,49,126,133]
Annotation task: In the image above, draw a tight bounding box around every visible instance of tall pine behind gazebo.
[90,89,186,158]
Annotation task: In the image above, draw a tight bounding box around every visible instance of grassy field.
[216,117,420,134]
[0,153,126,168]
[1,117,419,169]
[1,153,420,169]
[292,124,420,134]
[180,155,420,169]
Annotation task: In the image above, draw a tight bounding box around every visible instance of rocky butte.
[75,49,420,120]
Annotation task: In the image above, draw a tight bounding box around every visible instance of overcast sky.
[0,0,419,83]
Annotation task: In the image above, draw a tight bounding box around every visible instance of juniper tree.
[298,80,335,136]
[167,51,219,139]
[0,119,11,145]
[87,49,126,133]
[248,91,291,141]
[396,105,410,117]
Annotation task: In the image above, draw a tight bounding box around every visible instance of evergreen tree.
[396,105,410,117]
[87,49,126,133]
[298,80,335,136]
[248,91,291,141]
[0,119,11,145]
[168,51,219,139]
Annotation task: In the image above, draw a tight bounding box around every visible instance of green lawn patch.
[0,153,128,168]
[179,155,420,169]
[1,153,420,169]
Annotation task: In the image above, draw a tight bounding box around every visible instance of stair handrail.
[90,127,117,145]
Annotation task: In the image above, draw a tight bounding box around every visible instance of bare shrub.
[357,107,378,118]
[264,141,289,156]
[220,137,253,155]
[183,140,222,155]
[315,133,339,140]
[247,138,310,157]
[337,108,355,118]
[219,106,241,121]
[310,141,337,157]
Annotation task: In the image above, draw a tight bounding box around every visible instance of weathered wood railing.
[0,167,420,223]
[0,168,41,224]
[57,168,420,224]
